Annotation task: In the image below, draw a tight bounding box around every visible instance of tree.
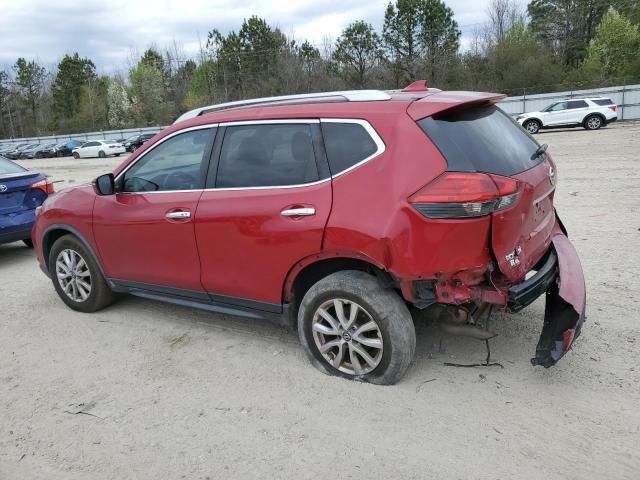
[13,58,46,132]
[383,0,460,85]
[51,53,96,122]
[333,21,383,87]
[0,71,10,137]
[585,8,640,79]
[107,77,131,128]
[486,0,525,44]
[129,62,167,125]
[527,0,622,66]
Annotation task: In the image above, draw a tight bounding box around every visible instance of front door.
[93,127,216,292]
[543,101,569,125]
[195,121,332,307]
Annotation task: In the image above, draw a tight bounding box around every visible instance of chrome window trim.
[116,118,385,194]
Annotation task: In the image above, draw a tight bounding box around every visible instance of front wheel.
[72,152,80,159]
[524,119,541,134]
[49,235,116,312]
[298,271,416,385]
[98,150,106,158]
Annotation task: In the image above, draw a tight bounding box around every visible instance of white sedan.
[72,140,126,159]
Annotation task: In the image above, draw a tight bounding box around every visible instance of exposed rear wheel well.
[287,258,397,324]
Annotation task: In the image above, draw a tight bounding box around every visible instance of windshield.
[418,104,542,176]
[0,157,27,175]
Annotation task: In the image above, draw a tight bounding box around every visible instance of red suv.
[32,81,586,385]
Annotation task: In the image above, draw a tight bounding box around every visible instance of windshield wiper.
[531,143,548,160]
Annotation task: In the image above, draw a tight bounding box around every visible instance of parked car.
[72,140,126,159]
[32,82,586,385]
[0,157,54,247]
[4,143,38,160]
[27,143,58,159]
[42,140,86,158]
[123,133,155,152]
[18,144,47,159]
[516,97,617,134]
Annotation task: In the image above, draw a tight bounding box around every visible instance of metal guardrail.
[2,83,638,147]
[499,84,640,120]
[0,126,163,147]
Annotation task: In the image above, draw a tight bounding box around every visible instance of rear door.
[565,100,589,124]
[195,120,332,307]
[418,104,556,281]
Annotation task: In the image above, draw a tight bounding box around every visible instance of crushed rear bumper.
[508,217,586,367]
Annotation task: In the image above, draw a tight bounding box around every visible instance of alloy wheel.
[56,249,92,302]
[587,117,601,129]
[311,298,384,376]
[526,121,539,134]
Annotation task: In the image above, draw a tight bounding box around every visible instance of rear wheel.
[584,114,603,130]
[49,235,116,312]
[298,271,416,385]
[98,150,106,158]
[524,119,541,134]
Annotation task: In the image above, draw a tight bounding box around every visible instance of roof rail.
[173,90,392,124]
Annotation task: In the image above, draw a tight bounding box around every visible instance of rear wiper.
[531,143,548,160]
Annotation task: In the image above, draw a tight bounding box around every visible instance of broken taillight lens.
[409,172,520,219]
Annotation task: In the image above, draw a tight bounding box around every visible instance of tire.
[23,238,33,248]
[584,114,603,130]
[524,119,541,134]
[130,145,138,152]
[114,153,121,157]
[73,152,80,159]
[98,150,106,158]
[48,235,116,313]
[57,151,64,157]
[298,270,416,385]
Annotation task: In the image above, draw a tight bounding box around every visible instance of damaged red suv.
[32,81,586,384]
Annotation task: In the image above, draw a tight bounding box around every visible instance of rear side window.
[321,122,378,174]
[567,100,588,109]
[0,158,27,176]
[216,124,319,188]
[593,98,614,106]
[418,105,542,176]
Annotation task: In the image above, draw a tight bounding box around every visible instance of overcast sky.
[0,0,493,74]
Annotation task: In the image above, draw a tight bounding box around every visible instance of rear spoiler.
[407,91,506,121]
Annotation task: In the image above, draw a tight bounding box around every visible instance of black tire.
[298,270,416,385]
[524,119,541,134]
[73,152,80,159]
[114,153,121,157]
[57,151,64,157]
[23,238,33,248]
[48,235,116,313]
[98,150,106,158]
[130,145,138,152]
[584,114,603,130]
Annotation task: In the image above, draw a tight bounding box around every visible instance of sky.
[0,0,493,74]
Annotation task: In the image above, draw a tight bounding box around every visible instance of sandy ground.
[1,123,639,479]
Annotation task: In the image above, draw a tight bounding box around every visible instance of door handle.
[281,207,315,217]
[165,211,191,219]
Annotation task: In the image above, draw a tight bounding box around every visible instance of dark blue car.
[0,156,53,247]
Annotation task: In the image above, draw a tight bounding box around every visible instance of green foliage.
[333,21,383,87]
[107,78,132,128]
[129,61,168,125]
[586,7,640,78]
[13,57,46,129]
[52,53,96,122]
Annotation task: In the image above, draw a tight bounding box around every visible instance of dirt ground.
[2,122,639,479]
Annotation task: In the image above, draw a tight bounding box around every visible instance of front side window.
[321,122,379,175]
[547,102,567,112]
[216,123,319,188]
[122,128,214,192]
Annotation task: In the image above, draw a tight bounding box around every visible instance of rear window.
[321,122,378,174]
[0,157,27,176]
[592,98,613,106]
[418,105,542,176]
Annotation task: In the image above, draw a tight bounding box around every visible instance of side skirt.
[109,279,291,326]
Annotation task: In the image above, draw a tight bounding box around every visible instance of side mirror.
[95,173,115,196]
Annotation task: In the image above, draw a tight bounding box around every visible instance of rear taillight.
[409,172,520,219]
[608,105,617,112]
[29,178,55,194]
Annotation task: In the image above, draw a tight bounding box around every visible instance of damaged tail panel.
[530,219,586,367]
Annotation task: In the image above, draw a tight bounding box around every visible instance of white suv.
[516,97,618,134]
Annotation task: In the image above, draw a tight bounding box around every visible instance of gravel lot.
[2,123,639,479]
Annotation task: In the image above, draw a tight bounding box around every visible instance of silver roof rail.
[173,90,392,124]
